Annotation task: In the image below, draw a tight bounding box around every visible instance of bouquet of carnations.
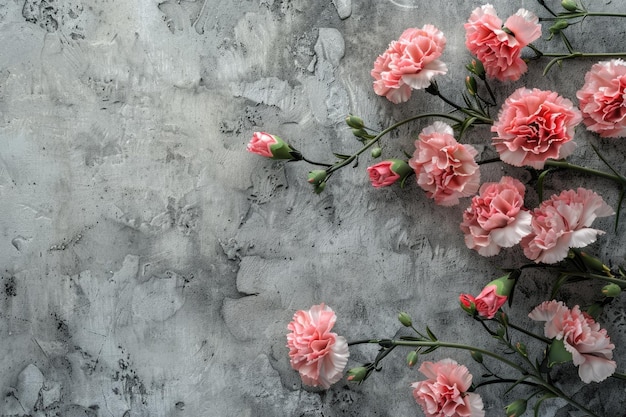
[248,1,626,416]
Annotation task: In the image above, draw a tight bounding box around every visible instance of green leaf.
[550,273,570,299]
[614,187,624,232]
[536,169,554,202]
[504,375,533,395]
[332,153,351,160]
[421,345,439,354]
[459,117,477,139]
[548,338,573,367]
[426,326,438,341]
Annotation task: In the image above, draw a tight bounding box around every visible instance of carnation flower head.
[521,188,614,264]
[412,358,485,417]
[372,25,447,103]
[492,88,582,169]
[409,121,480,206]
[287,303,349,389]
[460,176,532,257]
[465,5,541,81]
[577,59,626,138]
[529,300,616,383]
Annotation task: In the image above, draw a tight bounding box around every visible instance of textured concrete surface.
[1,0,626,416]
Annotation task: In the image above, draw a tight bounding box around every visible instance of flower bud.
[345,115,365,130]
[602,283,622,297]
[466,59,485,79]
[370,147,382,158]
[575,249,613,276]
[346,366,368,382]
[398,312,413,327]
[504,399,527,417]
[367,159,412,188]
[351,128,370,140]
[459,294,476,316]
[247,132,300,160]
[465,75,477,96]
[470,350,483,364]
[313,181,326,194]
[485,273,516,298]
[548,19,569,40]
[515,342,527,357]
[307,170,327,186]
[406,351,419,367]
[561,0,579,12]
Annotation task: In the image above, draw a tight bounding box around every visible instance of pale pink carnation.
[409,122,480,206]
[287,304,349,389]
[492,88,582,169]
[465,5,541,81]
[576,59,626,138]
[529,300,616,383]
[372,25,447,104]
[521,188,614,264]
[412,358,485,417]
[460,176,532,257]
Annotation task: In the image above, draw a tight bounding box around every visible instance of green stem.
[611,372,626,381]
[560,271,626,288]
[300,156,332,167]
[326,113,464,176]
[507,322,552,344]
[433,90,494,124]
[350,338,600,417]
[543,159,626,186]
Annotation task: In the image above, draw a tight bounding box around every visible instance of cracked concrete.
[1,0,626,416]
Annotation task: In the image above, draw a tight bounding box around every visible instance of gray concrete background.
[1,0,626,416]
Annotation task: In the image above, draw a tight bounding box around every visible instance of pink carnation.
[529,300,616,383]
[460,176,532,257]
[576,59,626,138]
[372,25,447,104]
[412,358,485,417]
[247,132,278,157]
[521,188,614,264]
[492,88,582,169]
[368,161,400,188]
[287,304,349,389]
[465,5,541,81]
[409,122,480,206]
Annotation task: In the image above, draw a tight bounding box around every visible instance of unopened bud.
[351,128,369,139]
[515,342,527,357]
[504,399,528,417]
[371,147,382,158]
[345,115,365,129]
[465,76,477,96]
[406,351,419,367]
[307,170,327,186]
[459,294,476,316]
[313,181,326,194]
[549,20,569,35]
[398,312,413,327]
[576,250,613,276]
[346,367,368,382]
[466,59,485,79]
[602,283,622,297]
[561,0,579,12]
[470,350,483,364]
